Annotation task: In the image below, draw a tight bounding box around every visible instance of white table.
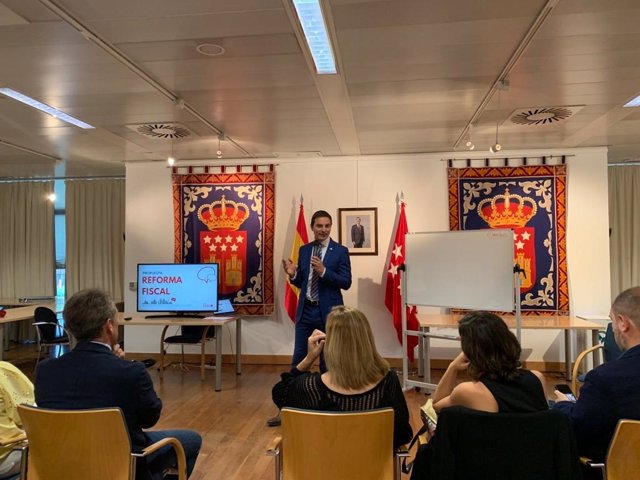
[118,313,241,391]
[415,313,603,388]
[0,299,56,360]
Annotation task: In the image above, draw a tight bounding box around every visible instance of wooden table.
[118,313,241,392]
[416,313,603,387]
[0,299,56,360]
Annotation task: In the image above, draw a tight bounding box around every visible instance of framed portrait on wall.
[338,207,378,256]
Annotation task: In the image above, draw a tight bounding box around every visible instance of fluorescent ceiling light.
[292,0,337,74]
[0,87,95,129]
[623,94,640,108]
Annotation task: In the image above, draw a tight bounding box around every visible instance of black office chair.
[411,406,582,480]
[32,306,70,366]
[160,326,216,381]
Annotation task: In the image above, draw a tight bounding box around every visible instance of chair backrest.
[180,325,215,340]
[33,307,60,340]
[425,406,582,480]
[606,419,640,480]
[280,407,394,480]
[602,323,622,362]
[18,404,133,480]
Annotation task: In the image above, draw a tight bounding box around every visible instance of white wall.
[124,147,611,363]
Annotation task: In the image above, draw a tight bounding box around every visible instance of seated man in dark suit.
[553,286,640,470]
[35,289,201,480]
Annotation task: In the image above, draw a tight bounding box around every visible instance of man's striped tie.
[309,242,322,301]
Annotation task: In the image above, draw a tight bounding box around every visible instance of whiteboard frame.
[404,229,515,311]
[401,230,522,391]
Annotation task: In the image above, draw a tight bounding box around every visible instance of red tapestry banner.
[448,165,568,315]
[172,170,275,316]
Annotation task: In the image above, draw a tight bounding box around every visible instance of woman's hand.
[450,352,470,372]
[307,329,326,359]
[296,329,326,372]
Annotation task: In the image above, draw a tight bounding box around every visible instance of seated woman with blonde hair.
[272,306,412,449]
[431,311,548,413]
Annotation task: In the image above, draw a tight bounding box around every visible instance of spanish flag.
[284,202,309,322]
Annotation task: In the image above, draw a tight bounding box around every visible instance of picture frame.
[337,207,378,256]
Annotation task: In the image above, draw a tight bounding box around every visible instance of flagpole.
[400,263,408,390]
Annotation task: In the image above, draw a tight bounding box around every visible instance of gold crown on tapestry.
[477,189,537,228]
[197,195,249,231]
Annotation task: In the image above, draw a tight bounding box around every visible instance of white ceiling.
[1,0,639,178]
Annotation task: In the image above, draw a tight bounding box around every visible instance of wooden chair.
[18,404,187,480]
[572,323,622,396]
[582,419,640,480]
[159,325,215,381]
[265,407,409,480]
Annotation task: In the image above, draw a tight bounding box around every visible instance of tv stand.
[144,313,205,319]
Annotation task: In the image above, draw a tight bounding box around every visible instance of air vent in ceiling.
[125,123,193,139]
[507,106,584,126]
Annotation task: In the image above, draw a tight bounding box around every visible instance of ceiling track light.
[490,84,505,153]
[217,134,224,159]
[37,0,253,158]
[465,124,475,150]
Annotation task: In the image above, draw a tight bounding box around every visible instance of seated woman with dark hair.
[410,311,549,480]
[431,311,548,413]
[272,306,412,450]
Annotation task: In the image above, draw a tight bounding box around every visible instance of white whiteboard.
[405,230,514,311]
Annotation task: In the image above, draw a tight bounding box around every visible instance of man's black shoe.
[141,358,157,368]
[267,413,281,427]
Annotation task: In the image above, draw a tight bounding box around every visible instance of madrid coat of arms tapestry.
[448,164,568,315]
[173,169,275,315]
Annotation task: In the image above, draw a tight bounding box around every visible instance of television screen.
[137,263,218,313]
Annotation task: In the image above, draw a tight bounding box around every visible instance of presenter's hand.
[450,352,470,372]
[282,259,296,278]
[310,256,325,276]
[113,343,126,360]
[553,390,570,402]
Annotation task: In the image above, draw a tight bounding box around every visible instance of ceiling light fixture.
[217,134,224,159]
[196,43,226,57]
[465,124,475,150]
[623,94,640,108]
[167,156,175,166]
[490,82,506,153]
[292,0,337,74]
[0,87,94,129]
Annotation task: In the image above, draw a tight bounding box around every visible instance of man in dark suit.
[553,286,640,470]
[35,289,201,480]
[282,210,352,371]
[351,216,365,248]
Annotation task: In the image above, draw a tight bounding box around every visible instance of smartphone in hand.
[555,384,577,402]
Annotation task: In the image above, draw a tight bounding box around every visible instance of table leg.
[235,318,242,375]
[215,325,222,391]
[424,327,431,384]
[564,330,571,380]
[418,326,424,377]
[592,329,601,368]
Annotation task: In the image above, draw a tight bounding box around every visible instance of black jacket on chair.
[411,406,582,480]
